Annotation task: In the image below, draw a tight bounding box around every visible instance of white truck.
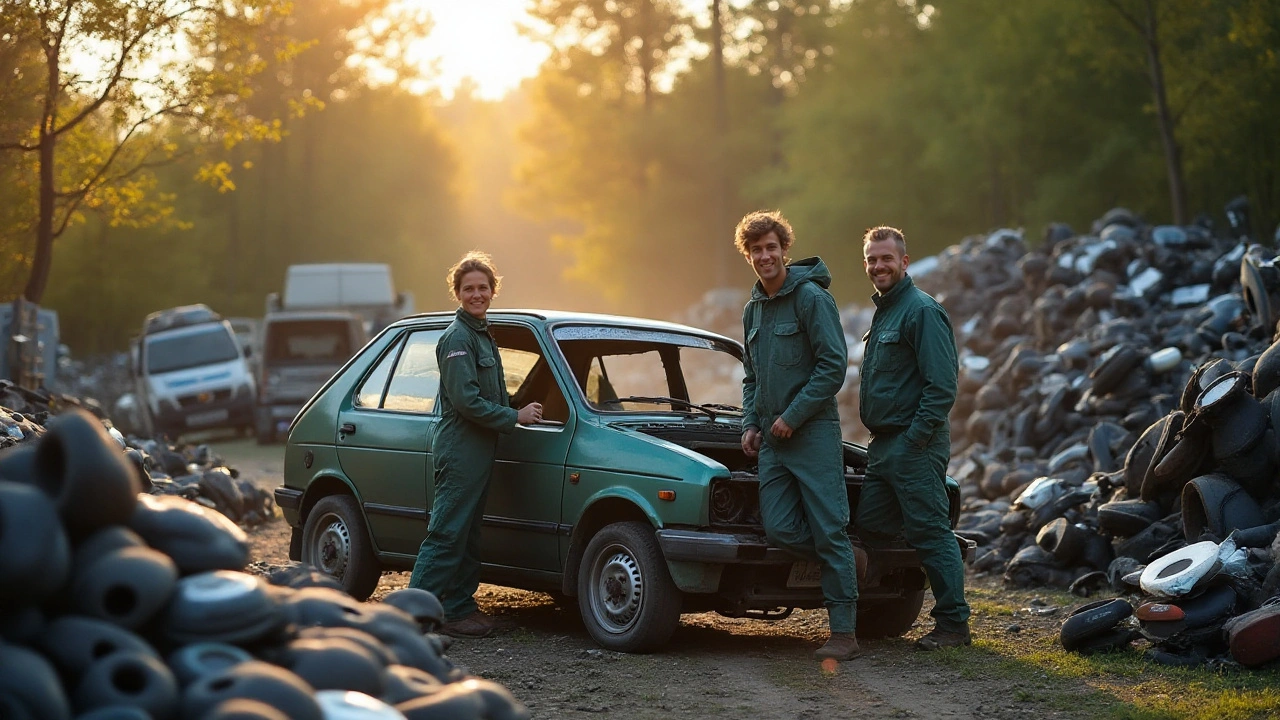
[265,263,414,335]
[255,264,412,443]
[131,304,256,439]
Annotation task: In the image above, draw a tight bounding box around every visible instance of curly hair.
[446,250,502,302]
[734,210,794,257]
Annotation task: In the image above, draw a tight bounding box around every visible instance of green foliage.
[31,0,457,354]
[516,0,1280,308]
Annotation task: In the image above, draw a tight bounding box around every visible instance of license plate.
[186,409,229,426]
[786,561,823,588]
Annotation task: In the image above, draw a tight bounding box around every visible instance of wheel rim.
[311,512,351,579]
[588,542,644,635]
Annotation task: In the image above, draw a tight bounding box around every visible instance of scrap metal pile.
[0,408,529,719]
[912,206,1280,666]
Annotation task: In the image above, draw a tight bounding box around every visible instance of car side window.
[492,324,570,423]
[383,329,445,413]
[354,339,401,408]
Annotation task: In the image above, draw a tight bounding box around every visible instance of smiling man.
[736,210,861,661]
[857,226,971,651]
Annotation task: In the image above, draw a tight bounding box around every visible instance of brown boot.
[440,611,496,639]
[814,632,863,661]
[915,625,971,651]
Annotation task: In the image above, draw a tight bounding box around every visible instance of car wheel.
[255,423,274,446]
[855,589,926,640]
[577,521,681,653]
[300,495,381,600]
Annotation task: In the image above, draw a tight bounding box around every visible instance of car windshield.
[265,319,353,365]
[145,325,240,374]
[553,328,744,414]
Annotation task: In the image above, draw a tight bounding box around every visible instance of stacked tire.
[0,408,528,719]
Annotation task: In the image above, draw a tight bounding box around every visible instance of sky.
[398,0,550,100]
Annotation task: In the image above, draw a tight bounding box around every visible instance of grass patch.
[929,583,1280,720]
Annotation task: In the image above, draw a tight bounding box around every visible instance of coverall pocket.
[772,322,804,366]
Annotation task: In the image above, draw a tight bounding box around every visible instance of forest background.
[2,0,1278,354]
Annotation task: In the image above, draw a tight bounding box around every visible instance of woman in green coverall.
[409,251,543,639]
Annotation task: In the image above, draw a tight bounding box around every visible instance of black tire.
[1090,346,1143,396]
[577,521,682,653]
[1059,598,1132,652]
[856,589,926,640]
[300,495,381,601]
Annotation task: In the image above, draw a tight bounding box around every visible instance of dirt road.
[218,439,1126,720]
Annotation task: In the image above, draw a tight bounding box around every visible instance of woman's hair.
[446,250,501,302]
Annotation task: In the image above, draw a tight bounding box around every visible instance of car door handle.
[340,423,357,435]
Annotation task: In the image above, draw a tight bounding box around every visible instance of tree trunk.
[23,45,59,303]
[1142,0,1187,224]
[711,0,732,286]
[639,0,654,114]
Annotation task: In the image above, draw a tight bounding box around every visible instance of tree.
[0,0,301,303]
[1096,0,1189,224]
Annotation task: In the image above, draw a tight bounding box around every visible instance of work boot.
[814,632,863,661]
[440,611,496,639]
[915,625,971,651]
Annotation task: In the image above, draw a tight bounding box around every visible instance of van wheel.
[578,521,681,652]
[856,589,926,639]
[301,494,381,600]
[255,424,274,445]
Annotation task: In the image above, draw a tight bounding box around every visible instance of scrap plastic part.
[1139,541,1221,597]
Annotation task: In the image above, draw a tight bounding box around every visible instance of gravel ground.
[218,438,1105,719]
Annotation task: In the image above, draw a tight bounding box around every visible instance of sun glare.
[398,0,549,100]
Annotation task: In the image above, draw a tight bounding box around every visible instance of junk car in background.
[130,304,256,440]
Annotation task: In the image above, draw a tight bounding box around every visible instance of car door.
[482,322,575,573]
[336,327,445,556]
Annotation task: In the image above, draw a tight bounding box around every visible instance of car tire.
[255,425,275,446]
[855,589,926,640]
[577,521,681,653]
[300,495,381,601]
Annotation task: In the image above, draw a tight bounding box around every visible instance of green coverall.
[742,257,860,634]
[409,308,518,620]
[857,274,970,633]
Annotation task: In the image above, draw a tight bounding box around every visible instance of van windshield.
[145,325,240,374]
[265,319,353,365]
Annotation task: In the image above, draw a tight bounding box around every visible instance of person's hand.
[741,427,761,458]
[770,417,793,439]
[517,403,544,425]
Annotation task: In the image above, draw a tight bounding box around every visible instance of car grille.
[709,471,959,530]
[176,389,232,408]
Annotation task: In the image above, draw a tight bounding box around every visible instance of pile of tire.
[0,408,529,719]
[0,397,275,528]
[871,203,1280,666]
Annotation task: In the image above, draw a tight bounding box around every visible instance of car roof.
[389,309,740,346]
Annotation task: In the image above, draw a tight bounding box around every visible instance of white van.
[132,304,256,439]
[265,263,414,335]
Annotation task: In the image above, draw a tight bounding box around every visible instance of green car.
[276,310,971,652]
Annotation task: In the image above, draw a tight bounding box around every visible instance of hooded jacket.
[741,257,848,435]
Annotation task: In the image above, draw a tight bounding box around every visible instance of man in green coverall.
[737,210,863,661]
[858,226,971,650]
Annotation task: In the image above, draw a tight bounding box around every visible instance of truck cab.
[254,310,367,444]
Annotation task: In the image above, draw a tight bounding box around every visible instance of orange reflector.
[657,490,676,501]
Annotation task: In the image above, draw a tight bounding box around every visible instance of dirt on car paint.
[224,439,1107,719]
